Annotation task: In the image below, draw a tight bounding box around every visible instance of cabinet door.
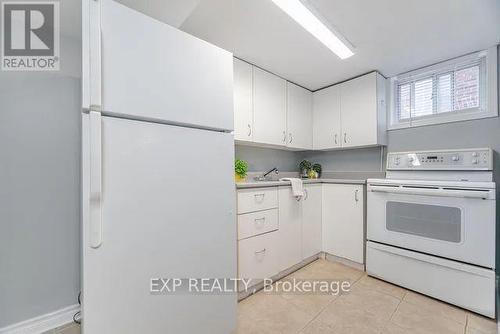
[233,58,253,142]
[302,184,322,259]
[287,82,312,150]
[322,184,364,264]
[312,85,341,149]
[340,72,378,148]
[253,67,287,146]
[278,187,303,271]
[238,230,281,283]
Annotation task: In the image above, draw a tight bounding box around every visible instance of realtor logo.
[1,1,59,71]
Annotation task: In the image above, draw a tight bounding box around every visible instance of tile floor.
[43,322,80,334]
[50,259,497,334]
[235,259,497,334]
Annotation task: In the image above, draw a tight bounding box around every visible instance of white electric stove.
[366,148,496,318]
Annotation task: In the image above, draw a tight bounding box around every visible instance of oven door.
[367,180,496,268]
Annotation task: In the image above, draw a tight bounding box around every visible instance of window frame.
[388,47,498,130]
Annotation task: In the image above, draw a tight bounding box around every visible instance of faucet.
[255,167,279,181]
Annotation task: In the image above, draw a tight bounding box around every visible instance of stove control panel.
[387,148,492,170]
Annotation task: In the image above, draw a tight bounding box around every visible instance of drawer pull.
[254,193,265,202]
[255,248,266,255]
[254,217,266,228]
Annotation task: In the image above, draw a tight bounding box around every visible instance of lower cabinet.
[302,184,322,259]
[322,184,365,264]
[237,183,365,289]
[238,230,281,282]
[278,186,303,271]
[237,209,278,240]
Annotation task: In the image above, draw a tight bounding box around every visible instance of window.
[389,48,498,129]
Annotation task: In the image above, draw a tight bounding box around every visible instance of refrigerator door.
[84,0,234,131]
[82,114,236,333]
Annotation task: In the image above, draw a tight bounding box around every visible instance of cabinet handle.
[283,131,286,143]
[303,188,308,200]
[254,217,266,228]
[355,189,359,202]
[344,133,347,144]
[334,133,338,144]
[247,124,252,137]
[289,133,293,144]
[254,193,265,203]
[255,248,266,255]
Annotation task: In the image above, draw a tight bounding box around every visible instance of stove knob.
[472,158,479,164]
[451,155,460,161]
[408,156,414,162]
[472,152,478,157]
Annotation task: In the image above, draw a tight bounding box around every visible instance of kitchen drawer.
[238,231,280,283]
[237,188,278,214]
[238,209,278,240]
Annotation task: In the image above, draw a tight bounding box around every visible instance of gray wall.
[0,37,81,328]
[235,146,385,173]
[235,145,301,172]
[300,147,385,172]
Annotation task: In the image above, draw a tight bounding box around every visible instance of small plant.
[312,163,322,178]
[235,159,248,179]
[299,160,312,173]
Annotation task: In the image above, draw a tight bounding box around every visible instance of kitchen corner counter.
[235,178,366,189]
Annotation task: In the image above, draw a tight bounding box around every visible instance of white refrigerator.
[81,1,236,333]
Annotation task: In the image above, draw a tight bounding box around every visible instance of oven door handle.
[368,185,492,199]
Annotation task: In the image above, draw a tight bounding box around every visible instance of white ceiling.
[180,0,500,90]
[79,0,500,91]
[115,0,202,28]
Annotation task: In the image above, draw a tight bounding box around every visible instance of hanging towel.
[280,178,304,199]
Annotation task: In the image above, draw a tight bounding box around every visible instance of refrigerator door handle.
[89,0,102,108]
[89,111,103,248]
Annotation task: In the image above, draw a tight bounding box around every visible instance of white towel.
[280,178,304,199]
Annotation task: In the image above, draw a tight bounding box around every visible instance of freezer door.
[82,115,236,333]
[84,0,233,131]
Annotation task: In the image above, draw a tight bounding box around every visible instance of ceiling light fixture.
[270,0,354,59]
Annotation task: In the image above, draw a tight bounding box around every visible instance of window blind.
[394,53,486,126]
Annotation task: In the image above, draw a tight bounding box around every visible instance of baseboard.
[323,252,365,272]
[0,304,80,334]
[238,253,322,301]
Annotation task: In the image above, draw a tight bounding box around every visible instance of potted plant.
[299,160,312,178]
[312,163,322,178]
[235,159,248,182]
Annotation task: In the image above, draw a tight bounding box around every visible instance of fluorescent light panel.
[270,0,354,59]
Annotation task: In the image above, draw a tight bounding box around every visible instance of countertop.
[236,178,366,189]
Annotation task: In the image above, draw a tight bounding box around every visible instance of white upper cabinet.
[313,72,387,150]
[252,67,287,146]
[233,60,386,150]
[233,59,254,142]
[340,72,387,148]
[286,83,313,150]
[313,85,341,150]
